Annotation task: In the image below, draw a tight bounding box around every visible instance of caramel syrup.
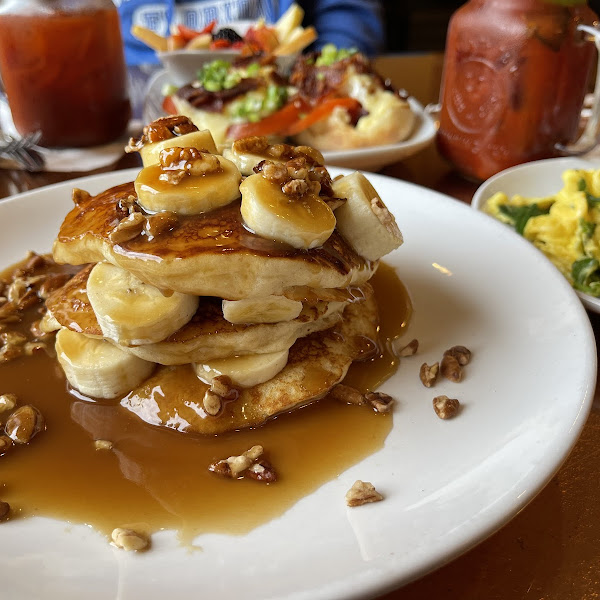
[0,262,411,541]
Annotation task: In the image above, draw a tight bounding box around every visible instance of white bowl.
[159,49,297,87]
[471,156,600,313]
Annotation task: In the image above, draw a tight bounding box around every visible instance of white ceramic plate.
[142,70,436,171]
[0,170,595,599]
[471,156,600,313]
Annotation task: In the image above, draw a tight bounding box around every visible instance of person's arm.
[299,0,385,56]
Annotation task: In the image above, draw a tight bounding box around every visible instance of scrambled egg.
[484,168,600,296]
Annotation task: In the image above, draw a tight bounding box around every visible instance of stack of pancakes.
[44,117,403,435]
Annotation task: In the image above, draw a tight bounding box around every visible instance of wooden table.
[1,53,598,599]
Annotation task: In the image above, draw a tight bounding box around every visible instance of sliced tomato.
[162,95,177,115]
[210,38,232,50]
[226,101,305,140]
[284,98,362,136]
[176,21,216,42]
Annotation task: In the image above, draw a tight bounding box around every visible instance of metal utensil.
[0,130,45,171]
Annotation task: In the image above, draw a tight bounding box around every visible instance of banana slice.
[135,154,241,215]
[223,147,263,176]
[140,130,218,166]
[222,295,303,324]
[331,172,403,261]
[86,262,198,345]
[193,349,289,388]
[240,173,335,249]
[55,328,155,399]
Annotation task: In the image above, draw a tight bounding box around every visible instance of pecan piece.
[345,480,384,507]
[145,212,178,239]
[0,393,17,413]
[440,354,462,383]
[444,345,472,366]
[246,459,278,483]
[396,338,419,357]
[4,405,45,444]
[365,391,395,413]
[111,527,149,551]
[433,395,460,420]
[419,362,439,388]
[110,212,146,243]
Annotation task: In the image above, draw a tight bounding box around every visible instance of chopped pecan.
[396,338,418,357]
[111,527,149,551]
[110,212,146,244]
[440,354,462,383]
[259,160,289,185]
[232,136,270,156]
[117,194,140,216]
[145,212,178,239]
[282,178,308,196]
[14,252,48,277]
[203,390,222,416]
[444,345,472,366]
[365,391,395,413]
[209,445,269,480]
[0,435,13,456]
[246,459,278,483]
[0,501,9,520]
[126,115,198,152]
[419,362,439,388]
[345,480,384,507]
[0,393,17,412]
[4,405,45,444]
[0,331,27,363]
[23,342,46,356]
[94,439,114,450]
[433,395,460,419]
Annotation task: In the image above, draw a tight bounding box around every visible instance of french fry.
[131,25,168,52]
[185,33,212,50]
[275,3,304,43]
[273,26,317,56]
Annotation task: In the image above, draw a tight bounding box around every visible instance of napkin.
[0,98,143,173]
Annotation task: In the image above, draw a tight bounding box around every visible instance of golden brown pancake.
[45,265,352,364]
[121,284,378,434]
[52,183,376,300]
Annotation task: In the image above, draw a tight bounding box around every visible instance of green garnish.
[576,178,600,208]
[572,257,600,296]
[230,85,288,121]
[196,60,241,92]
[580,218,596,240]
[498,203,552,235]
[315,44,358,67]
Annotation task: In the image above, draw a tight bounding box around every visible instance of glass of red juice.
[0,0,131,148]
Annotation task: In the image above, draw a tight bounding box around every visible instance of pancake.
[45,265,352,364]
[121,283,378,435]
[52,183,376,300]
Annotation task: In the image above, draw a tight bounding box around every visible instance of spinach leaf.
[572,257,600,296]
[577,177,600,208]
[498,203,551,235]
[580,219,596,240]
